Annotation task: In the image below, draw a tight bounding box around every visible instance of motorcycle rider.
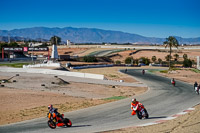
[131,98,144,115]
[142,69,145,75]
[197,84,200,95]
[48,104,63,119]
[194,81,198,90]
[171,78,175,85]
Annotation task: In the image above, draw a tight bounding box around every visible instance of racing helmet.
[48,104,53,110]
[132,98,136,103]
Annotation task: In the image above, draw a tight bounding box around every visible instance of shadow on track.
[147,116,167,119]
[71,125,92,128]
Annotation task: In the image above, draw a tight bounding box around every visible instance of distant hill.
[0,27,200,44]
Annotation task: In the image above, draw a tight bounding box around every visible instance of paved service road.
[0,69,199,133]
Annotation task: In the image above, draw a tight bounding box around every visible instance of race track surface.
[0,69,199,133]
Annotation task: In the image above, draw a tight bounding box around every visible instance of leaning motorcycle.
[195,87,199,95]
[172,81,175,86]
[133,104,149,120]
[47,112,72,129]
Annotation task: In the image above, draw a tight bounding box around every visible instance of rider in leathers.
[131,98,144,115]
[48,104,63,119]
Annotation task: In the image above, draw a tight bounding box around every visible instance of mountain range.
[0,27,200,44]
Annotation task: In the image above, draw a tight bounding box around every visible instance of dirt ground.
[71,66,139,82]
[0,69,146,125]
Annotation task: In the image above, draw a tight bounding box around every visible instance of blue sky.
[0,0,200,38]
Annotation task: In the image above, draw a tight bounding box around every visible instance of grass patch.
[148,69,160,73]
[160,70,168,73]
[108,74,118,78]
[190,68,200,73]
[104,96,126,100]
[170,67,181,71]
[0,63,29,68]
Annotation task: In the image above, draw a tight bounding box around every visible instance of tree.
[50,36,61,45]
[158,58,162,64]
[125,57,134,64]
[183,59,192,67]
[165,55,172,62]
[139,57,150,65]
[173,53,179,61]
[163,36,179,69]
[151,56,157,63]
[183,53,188,60]
[135,59,139,66]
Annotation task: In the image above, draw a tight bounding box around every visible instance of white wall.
[0,67,104,80]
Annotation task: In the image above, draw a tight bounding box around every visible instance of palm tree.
[163,36,179,69]
[183,53,188,60]
[50,36,61,45]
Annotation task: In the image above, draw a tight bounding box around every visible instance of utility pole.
[8,33,10,44]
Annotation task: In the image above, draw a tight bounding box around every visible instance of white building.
[67,40,71,46]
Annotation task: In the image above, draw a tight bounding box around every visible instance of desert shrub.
[115,60,121,65]
[160,70,168,73]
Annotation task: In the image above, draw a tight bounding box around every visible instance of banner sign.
[3,47,23,51]
[3,47,49,52]
[28,47,49,51]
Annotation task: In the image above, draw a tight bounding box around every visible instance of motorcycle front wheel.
[47,120,56,129]
[144,108,149,119]
[136,111,142,120]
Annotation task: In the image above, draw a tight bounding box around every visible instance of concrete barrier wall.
[0,67,104,80]
[23,62,61,68]
[70,64,113,69]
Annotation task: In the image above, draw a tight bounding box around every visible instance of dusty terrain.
[0,70,146,125]
[71,66,139,82]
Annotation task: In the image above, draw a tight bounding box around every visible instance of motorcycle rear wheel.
[63,118,72,127]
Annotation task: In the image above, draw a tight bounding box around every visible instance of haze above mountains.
[0,27,200,44]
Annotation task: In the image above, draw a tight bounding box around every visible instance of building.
[67,40,71,46]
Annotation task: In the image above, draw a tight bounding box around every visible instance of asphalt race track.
[0,69,199,133]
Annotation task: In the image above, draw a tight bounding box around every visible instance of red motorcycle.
[195,86,199,95]
[142,69,145,75]
[172,81,175,86]
[47,112,72,129]
[132,104,149,119]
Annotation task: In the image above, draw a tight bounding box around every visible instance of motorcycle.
[195,86,199,95]
[171,80,175,86]
[47,112,72,129]
[132,104,149,120]
[142,70,145,75]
